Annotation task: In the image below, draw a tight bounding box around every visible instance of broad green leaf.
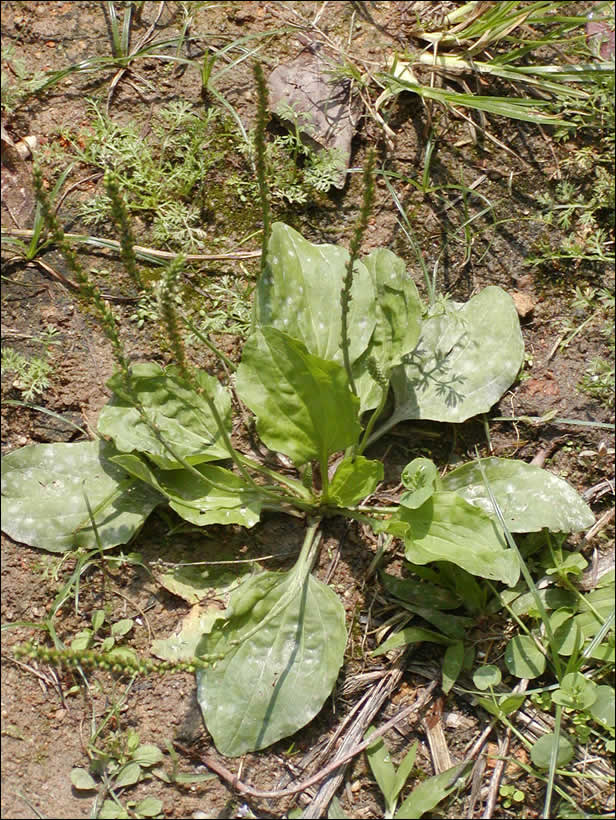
[134,797,163,818]
[373,626,454,656]
[111,454,263,528]
[114,761,142,788]
[70,768,97,790]
[504,634,546,679]
[328,456,384,507]
[255,222,376,365]
[99,800,130,819]
[91,609,106,633]
[98,363,231,469]
[589,686,615,728]
[353,247,422,412]
[473,665,502,690]
[126,730,140,754]
[477,693,526,719]
[71,629,93,651]
[396,492,520,586]
[498,694,527,715]
[530,733,574,769]
[400,458,440,509]
[394,761,472,819]
[236,326,361,467]
[111,619,133,638]
[132,744,164,768]
[442,457,595,533]
[552,673,597,710]
[552,615,584,657]
[503,587,576,618]
[196,567,347,756]
[394,741,420,803]
[1,441,161,552]
[552,587,615,661]
[390,600,471,640]
[365,730,418,816]
[442,642,465,694]
[365,728,398,812]
[389,287,524,424]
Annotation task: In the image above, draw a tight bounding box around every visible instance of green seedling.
[365,729,419,818]
[499,783,526,809]
[71,723,164,819]
[1,347,54,401]
[2,322,61,400]
[70,609,134,654]
[363,725,473,819]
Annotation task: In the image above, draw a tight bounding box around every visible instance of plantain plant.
[1,69,595,760]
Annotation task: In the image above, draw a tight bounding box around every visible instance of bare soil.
[1,3,614,819]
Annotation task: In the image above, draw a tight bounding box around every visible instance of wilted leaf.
[268,48,356,189]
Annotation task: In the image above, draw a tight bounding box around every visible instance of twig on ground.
[482,727,511,820]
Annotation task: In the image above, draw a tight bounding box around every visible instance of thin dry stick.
[482,727,512,820]
[2,229,261,262]
[174,680,437,801]
[303,672,437,818]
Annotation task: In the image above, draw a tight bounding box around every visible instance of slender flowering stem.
[340,149,376,397]
[253,62,272,275]
[104,172,144,290]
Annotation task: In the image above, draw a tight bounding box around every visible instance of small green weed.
[364,728,471,820]
[230,126,344,205]
[1,347,53,401]
[499,783,526,809]
[70,608,134,654]
[1,325,60,400]
[1,44,47,114]
[557,286,615,408]
[68,100,232,251]
[71,718,165,819]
